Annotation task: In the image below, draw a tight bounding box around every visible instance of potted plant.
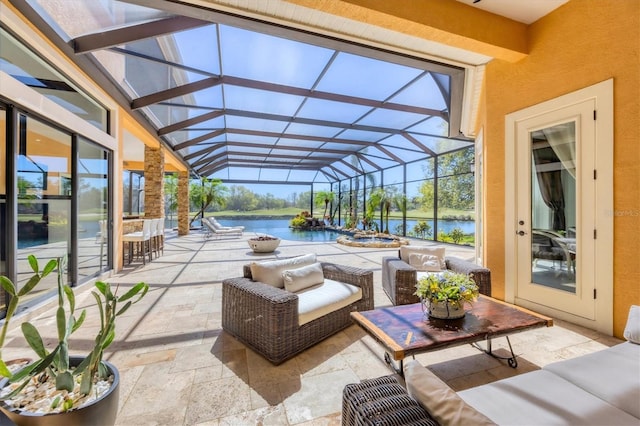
[0,255,148,425]
[414,271,478,319]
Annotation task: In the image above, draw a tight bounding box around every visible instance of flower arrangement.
[414,271,479,308]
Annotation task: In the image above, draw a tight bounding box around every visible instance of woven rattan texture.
[381,255,491,305]
[222,261,374,364]
[342,375,438,425]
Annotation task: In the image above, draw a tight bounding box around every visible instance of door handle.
[517,230,527,236]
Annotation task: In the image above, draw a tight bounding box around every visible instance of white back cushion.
[283,262,324,292]
[400,246,446,269]
[250,253,316,288]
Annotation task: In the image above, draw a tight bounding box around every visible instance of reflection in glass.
[77,137,109,280]
[530,122,577,293]
[17,115,71,303]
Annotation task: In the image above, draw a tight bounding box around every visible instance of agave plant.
[0,255,148,410]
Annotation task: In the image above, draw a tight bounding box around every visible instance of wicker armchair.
[342,375,438,425]
[382,254,491,305]
[222,262,374,365]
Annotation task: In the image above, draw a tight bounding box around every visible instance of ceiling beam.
[72,16,209,54]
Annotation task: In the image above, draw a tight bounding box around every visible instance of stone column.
[177,171,190,235]
[144,146,164,218]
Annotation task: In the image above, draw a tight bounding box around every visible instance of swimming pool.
[221,218,343,242]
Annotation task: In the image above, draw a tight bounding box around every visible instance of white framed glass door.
[504,79,614,333]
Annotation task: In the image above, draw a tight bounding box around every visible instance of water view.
[193,218,475,243]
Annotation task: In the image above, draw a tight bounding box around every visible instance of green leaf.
[101,328,115,350]
[27,255,38,273]
[94,281,108,296]
[4,296,18,321]
[58,342,69,372]
[56,371,74,392]
[73,355,91,376]
[63,285,75,314]
[0,377,30,400]
[0,276,16,297]
[79,369,92,395]
[118,282,148,303]
[21,322,47,358]
[0,360,12,379]
[42,259,58,277]
[71,309,86,333]
[50,395,61,409]
[56,306,66,341]
[116,300,132,317]
[17,275,42,297]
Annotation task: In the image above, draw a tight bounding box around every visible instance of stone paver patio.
[1,230,622,425]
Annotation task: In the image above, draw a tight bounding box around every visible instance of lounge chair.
[203,218,243,239]
[207,217,245,231]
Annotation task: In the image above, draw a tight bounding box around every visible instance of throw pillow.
[283,262,324,293]
[623,305,640,344]
[408,253,443,272]
[403,360,496,426]
[400,246,446,270]
[250,253,316,288]
[420,254,443,272]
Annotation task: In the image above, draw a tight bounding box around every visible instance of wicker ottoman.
[342,375,438,425]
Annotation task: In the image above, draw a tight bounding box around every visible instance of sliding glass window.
[17,115,71,302]
[77,137,110,280]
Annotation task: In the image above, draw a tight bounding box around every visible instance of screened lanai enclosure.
[13,0,477,243]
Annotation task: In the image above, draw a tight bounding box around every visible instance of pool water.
[220,218,343,242]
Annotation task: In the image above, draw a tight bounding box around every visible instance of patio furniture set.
[343,305,640,425]
[220,243,638,426]
[221,244,489,364]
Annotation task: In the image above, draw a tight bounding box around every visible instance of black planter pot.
[0,357,120,426]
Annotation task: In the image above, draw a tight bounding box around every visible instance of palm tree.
[189,178,228,227]
[314,190,335,222]
[163,173,178,224]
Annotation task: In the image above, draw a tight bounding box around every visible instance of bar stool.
[155,217,165,257]
[123,219,153,264]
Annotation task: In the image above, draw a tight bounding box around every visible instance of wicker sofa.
[343,305,640,425]
[382,246,491,305]
[222,257,374,364]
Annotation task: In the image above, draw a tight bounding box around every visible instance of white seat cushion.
[296,279,362,325]
[543,342,640,418]
[459,370,640,425]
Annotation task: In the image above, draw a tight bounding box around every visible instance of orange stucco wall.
[482,0,640,337]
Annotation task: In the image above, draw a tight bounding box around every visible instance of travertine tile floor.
[2,231,623,425]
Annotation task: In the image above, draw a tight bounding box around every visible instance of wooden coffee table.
[351,295,553,374]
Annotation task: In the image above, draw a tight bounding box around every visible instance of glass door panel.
[17,115,71,301]
[77,137,110,279]
[530,122,577,293]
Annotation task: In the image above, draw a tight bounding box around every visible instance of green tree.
[226,185,258,211]
[413,220,432,239]
[314,190,335,220]
[189,178,227,227]
[163,173,178,222]
[450,227,465,244]
[417,147,474,213]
